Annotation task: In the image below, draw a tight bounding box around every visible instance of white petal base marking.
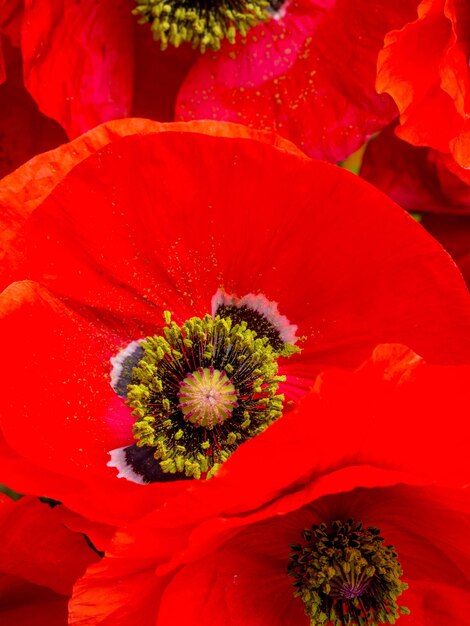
[211,289,298,345]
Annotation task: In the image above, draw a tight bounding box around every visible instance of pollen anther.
[134,0,270,52]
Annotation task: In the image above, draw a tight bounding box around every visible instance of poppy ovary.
[288,519,410,625]
[178,366,238,428]
[133,0,272,52]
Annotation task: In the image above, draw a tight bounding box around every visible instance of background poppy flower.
[359,123,470,215]
[0,494,101,626]
[152,484,470,626]
[376,0,470,175]
[1,121,470,527]
[69,345,470,625]
[9,0,420,162]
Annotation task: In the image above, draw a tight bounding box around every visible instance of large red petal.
[176,0,419,161]
[4,123,470,381]
[157,547,307,626]
[0,117,161,293]
[0,280,131,479]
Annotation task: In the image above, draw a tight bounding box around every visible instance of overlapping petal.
[377,0,470,171]
[0,40,66,178]
[0,494,100,625]
[360,123,470,214]
[20,0,197,138]
[421,213,470,288]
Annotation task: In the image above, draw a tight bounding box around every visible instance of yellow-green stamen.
[126,312,297,479]
[133,0,270,52]
[288,519,409,626]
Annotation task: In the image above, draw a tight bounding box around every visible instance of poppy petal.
[0,495,99,595]
[177,0,419,161]
[0,41,66,179]
[5,123,470,376]
[21,0,133,138]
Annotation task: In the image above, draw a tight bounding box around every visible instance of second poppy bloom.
[69,345,470,625]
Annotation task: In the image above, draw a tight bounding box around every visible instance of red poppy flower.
[0,494,101,626]
[69,345,470,625]
[1,120,470,527]
[359,123,470,214]
[10,0,418,162]
[376,0,470,174]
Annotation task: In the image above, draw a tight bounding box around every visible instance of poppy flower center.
[288,519,409,625]
[117,306,298,480]
[133,0,276,52]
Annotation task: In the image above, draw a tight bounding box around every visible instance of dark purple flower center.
[288,519,409,625]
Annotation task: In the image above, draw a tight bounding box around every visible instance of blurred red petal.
[421,213,470,288]
[360,123,470,214]
[22,0,133,138]
[0,40,66,178]
[0,575,68,626]
[20,0,197,138]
